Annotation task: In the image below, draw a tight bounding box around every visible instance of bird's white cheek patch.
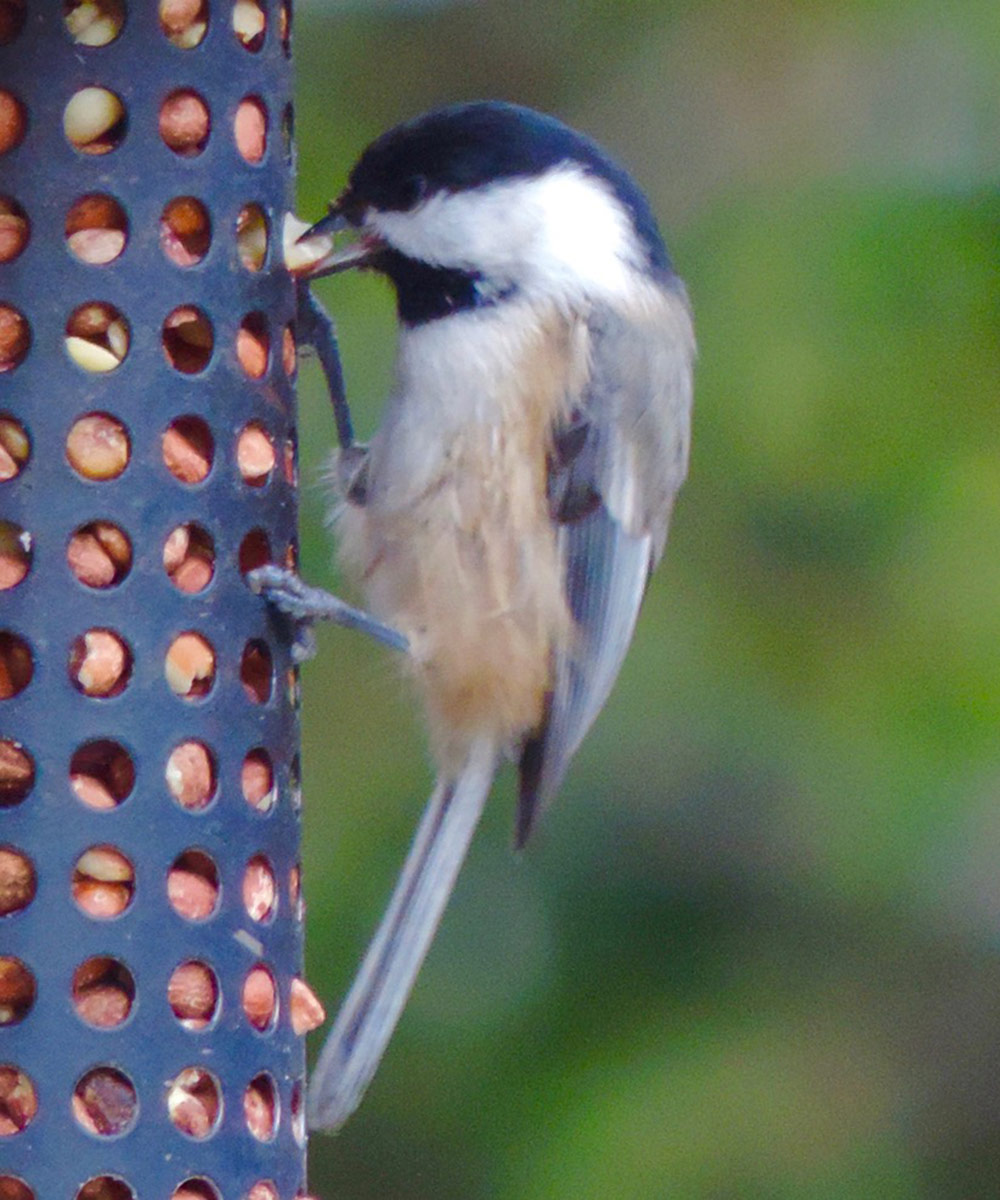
[371,166,644,303]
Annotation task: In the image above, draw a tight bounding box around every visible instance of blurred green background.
[291,2,1000,1196]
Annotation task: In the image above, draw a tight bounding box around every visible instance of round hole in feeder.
[167,849,220,921]
[170,1178,220,1200]
[160,197,211,267]
[166,741,217,812]
[290,750,301,801]
[233,0,265,51]
[168,960,220,1030]
[0,197,28,263]
[63,87,125,155]
[0,847,34,916]
[70,739,135,810]
[69,628,133,698]
[165,632,216,700]
[66,194,127,265]
[281,322,297,377]
[0,413,29,480]
[166,1067,222,1140]
[239,528,272,576]
[281,102,294,166]
[241,747,275,813]
[241,963,277,1032]
[283,445,298,493]
[72,846,135,919]
[290,1082,305,1146]
[0,1,26,45]
[0,306,29,373]
[0,1066,36,1134]
[234,96,266,164]
[0,523,30,591]
[236,204,268,271]
[65,303,129,373]
[243,1072,277,1142]
[72,957,135,1029]
[237,312,269,378]
[0,741,33,808]
[0,957,34,1025]
[160,89,210,157]
[247,1182,278,1200]
[66,413,130,480]
[0,633,32,700]
[64,0,125,47]
[242,854,276,923]
[164,523,215,594]
[68,521,132,589]
[237,422,275,486]
[290,977,325,1036]
[289,863,302,919]
[159,0,208,48]
[0,1177,32,1199]
[286,664,300,709]
[162,306,213,374]
[240,639,272,704]
[163,414,214,483]
[77,1177,135,1200]
[0,91,26,156]
[72,1065,137,1137]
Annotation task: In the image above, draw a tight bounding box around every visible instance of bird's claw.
[248,564,321,620]
[247,565,319,660]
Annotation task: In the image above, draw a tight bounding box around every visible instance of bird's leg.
[248,566,408,658]
[295,281,374,498]
[251,286,407,659]
[295,280,357,450]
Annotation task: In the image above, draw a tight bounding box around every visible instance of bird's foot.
[248,565,409,656]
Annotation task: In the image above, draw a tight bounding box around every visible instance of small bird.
[261,100,694,1130]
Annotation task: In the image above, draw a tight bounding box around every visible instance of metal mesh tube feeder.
[0,2,306,1197]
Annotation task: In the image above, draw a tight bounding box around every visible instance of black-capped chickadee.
[258,100,694,1131]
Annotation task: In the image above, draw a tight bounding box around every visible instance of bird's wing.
[516,283,694,845]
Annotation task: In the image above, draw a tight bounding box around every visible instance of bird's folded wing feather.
[517,283,694,844]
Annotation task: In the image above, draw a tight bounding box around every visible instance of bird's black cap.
[342,101,672,277]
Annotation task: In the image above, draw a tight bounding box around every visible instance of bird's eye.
[399,174,429,210]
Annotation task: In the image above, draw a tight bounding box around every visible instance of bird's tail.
[308,735,497,1132]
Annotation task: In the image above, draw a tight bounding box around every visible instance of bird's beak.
[286,203,384,280]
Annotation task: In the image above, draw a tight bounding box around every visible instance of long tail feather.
[308,735,496,1131]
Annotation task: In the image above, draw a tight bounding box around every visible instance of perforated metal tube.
[0,3,304,1197]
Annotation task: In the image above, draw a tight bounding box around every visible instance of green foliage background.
[292,2,1000,1195]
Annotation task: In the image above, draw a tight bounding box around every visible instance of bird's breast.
[335,303,584,768]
